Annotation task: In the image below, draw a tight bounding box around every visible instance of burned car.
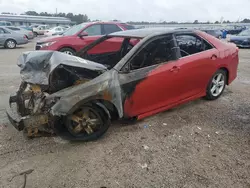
[6,28,239,141]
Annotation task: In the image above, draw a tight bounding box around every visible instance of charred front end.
[6,51,108,138]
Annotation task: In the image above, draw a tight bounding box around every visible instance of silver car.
[0,26,28,49]
[5,26,34,39]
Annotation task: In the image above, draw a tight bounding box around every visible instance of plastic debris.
[197,127,202,130]
[139,163,148,169]
[143,145,149,150]
[215,131,219,135]
[163,123,167,126]
[144,125,148,128]
[208,135,210,138]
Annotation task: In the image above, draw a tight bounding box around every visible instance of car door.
[119,35,181,117]
[173,33,219,100]
[74,24,102,51]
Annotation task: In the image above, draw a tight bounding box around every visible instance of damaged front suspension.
[7,82,56,138]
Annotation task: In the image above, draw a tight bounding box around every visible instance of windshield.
[238,30,250,36]
[63,23,88,36]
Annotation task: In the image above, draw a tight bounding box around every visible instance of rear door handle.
[170,66,180,72]
[211,54,217,60]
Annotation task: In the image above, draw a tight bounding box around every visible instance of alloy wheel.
[7,40,16,49]
[210,73,225,97]
[63,51,73,55]
[66,106,103,137]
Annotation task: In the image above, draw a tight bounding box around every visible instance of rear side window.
[103,24,122,34]
[176,34,213,57]
[6,22,11,26]
[121,24,135,30]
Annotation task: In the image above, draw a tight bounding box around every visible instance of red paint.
[124,31,239,119]
[37,22,133,53]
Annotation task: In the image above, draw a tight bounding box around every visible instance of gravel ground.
[0,41,249,188]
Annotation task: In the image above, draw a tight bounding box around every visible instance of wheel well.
[59,46,76,52]
[5,39,16,46]
[219,67,229,85]
[95,100,119,120]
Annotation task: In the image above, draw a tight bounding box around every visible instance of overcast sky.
[0,0,248,22]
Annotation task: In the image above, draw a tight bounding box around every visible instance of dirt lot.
[0,41,249,188]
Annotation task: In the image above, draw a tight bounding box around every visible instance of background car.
[0,21,12,26]
[202,29,223,39]
[5,26,34,39]
[19,25,33,31]
[35,21,136,55]
[33,25,50,36]
[228,29,250,48]
[225,25,246,35]
[44,26,67,37]
[0,26,28,49]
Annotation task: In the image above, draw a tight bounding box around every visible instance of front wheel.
[59,48,76,56]
[205,69,227,100]
[54,104,111,141]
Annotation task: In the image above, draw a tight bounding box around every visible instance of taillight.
[24,35,27,39]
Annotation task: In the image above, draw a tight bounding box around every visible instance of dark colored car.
[6,28,239,141]
[202,29,223,39]
[228,29,250,48]
[225,25,246,35]
[35,21,136,55]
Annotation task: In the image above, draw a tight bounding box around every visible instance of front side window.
[84,24,102,36]
[128,35,176,71]
[103,24,122,34]
[176,34,213,57]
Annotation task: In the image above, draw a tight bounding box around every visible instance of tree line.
[2,11,250,24]
[25,11,90,24]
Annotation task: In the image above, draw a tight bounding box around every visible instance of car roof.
[108,28,195,38]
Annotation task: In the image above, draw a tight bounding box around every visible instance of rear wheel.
[205,69,227,100]
[5,39,16,49]
[59,48,76,55]
[33,32,38,37]
[56,104,111,141]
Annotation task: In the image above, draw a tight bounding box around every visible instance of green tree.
[25,11,39,16]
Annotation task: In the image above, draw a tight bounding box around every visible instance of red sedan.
[7,28,239,141]
[35,21,135,55]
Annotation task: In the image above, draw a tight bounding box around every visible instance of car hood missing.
[17,51,108,85]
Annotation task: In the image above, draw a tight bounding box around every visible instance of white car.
[33,25,50,36]
[44,27,66,37]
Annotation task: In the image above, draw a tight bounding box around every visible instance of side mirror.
[78,31,88,38]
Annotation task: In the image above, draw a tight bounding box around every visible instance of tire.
[54,103,111,141]
[33,32,38,37]
[5,39,16,49]
[205,69,227,100]
[59,48,76,55]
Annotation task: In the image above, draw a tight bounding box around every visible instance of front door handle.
[170,66,180,72]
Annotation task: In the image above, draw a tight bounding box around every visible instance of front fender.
[49,73,123,118]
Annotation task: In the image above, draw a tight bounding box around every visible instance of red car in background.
[35,21,136,55]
